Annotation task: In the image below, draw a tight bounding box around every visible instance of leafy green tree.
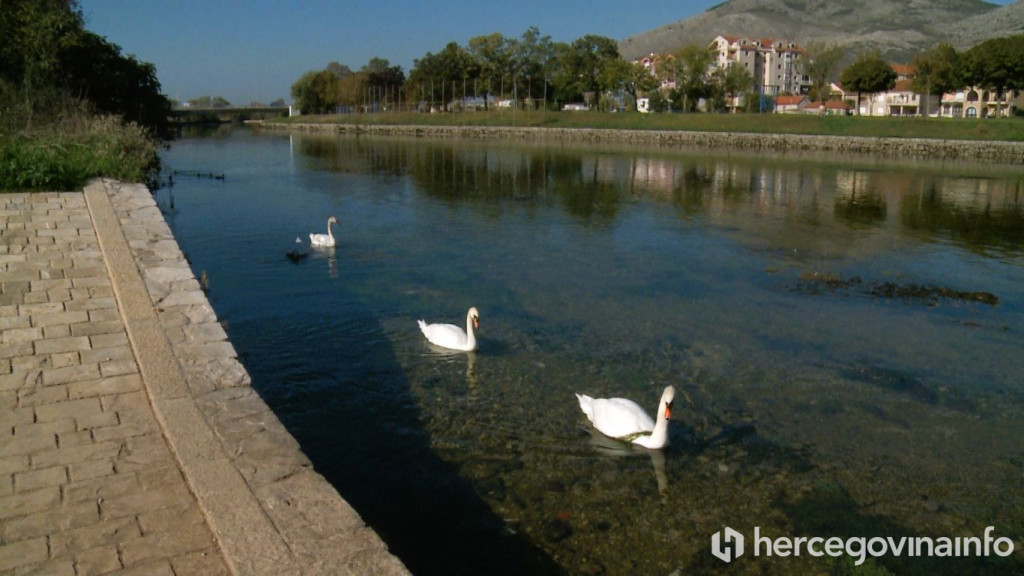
[550,35,621,105]
[618,60,660,110]
[325,61,352,79]
[510,27,556,101]
[312,70,339,112]
[911,43,962,116]
[363,57,405,89]
[59,30,172,137]
[292,70,325,114]
[406,42,477,108]
[1,0,170,137]
[961,35,1024,117]
[646,89,671,112]
[668,45,714,112]
[840,51,896,115]
[361,57,404,109]
[467,33,512,108]
[0,0,83,126]
[800,41,845,102]
[711,62,754,112]
[338,71,368,109]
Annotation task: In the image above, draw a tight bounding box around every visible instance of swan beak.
[473,317,479,329]
[664,400,673,419]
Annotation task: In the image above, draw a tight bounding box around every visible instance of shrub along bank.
[0,115,159,192]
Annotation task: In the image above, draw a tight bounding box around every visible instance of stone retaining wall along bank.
[262,122,1024,164]
[89,179,410,576]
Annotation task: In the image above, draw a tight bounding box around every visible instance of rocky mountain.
[619,0,1024,63]
[950,0,1024,46]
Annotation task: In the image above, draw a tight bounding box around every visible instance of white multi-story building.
[709,35,810,96]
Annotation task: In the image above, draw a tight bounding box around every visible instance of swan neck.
[648,410,670,445]
[637,398,670,448]
[465,312,477,349]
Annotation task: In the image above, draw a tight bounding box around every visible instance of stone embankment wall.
[262,122,1024,164]
[89,180,410,576]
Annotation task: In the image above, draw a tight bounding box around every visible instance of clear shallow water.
[161,127,1024,575]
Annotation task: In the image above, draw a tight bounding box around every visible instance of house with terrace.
[940,88,1017,118]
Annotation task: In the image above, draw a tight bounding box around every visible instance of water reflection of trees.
[294,135,1024,255]
[901,177,1024,254]
[297,135,407,179]
[408,143,624,222]
[834,171,887,226]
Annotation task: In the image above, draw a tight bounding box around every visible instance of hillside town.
[635,34,1018,117]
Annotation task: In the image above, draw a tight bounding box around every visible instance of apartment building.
[709,35,810,96]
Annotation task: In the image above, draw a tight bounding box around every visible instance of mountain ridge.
[619,0,1024,63]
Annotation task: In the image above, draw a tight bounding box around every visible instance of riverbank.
[260,121,1024,164]
[0,180,408,575]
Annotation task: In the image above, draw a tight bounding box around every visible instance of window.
[966,106,977,118]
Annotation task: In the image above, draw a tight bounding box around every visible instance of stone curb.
[261,122,1024,164]
[83,179,409,576]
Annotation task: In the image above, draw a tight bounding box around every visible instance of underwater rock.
[796,273,998,306]
[542,518,573,543]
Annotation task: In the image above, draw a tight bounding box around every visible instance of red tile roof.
[807,100,851,110]
[891,63,916,76]
[894,79,915,92]
[776,95,807,106]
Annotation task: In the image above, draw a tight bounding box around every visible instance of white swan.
[418,307,479,351]
[309,216,338,247]
[576,385,675,449]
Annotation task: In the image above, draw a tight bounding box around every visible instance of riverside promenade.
[0,180,409,575]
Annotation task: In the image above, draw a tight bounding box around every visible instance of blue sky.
[80,0,1014,106]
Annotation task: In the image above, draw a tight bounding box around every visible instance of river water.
[160,126,1024,575]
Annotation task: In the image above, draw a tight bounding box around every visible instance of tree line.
[294,27,1024,116]
[292,28,655,114]
[291,27,761,114]
[803,36,1024,115]
[0,0,172,138]
[1,0,171,190]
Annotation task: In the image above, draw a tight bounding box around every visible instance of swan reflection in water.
[583,424,670,502]
[419,343,478,388]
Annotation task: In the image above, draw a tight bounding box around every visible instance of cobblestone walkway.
[1,181,408,575]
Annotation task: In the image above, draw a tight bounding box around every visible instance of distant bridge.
[170,107,289,125]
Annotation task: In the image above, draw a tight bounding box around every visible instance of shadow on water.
[234,284,563,576]
[778,483,1021,575]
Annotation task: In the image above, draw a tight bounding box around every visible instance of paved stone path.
[1,180,409,575]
